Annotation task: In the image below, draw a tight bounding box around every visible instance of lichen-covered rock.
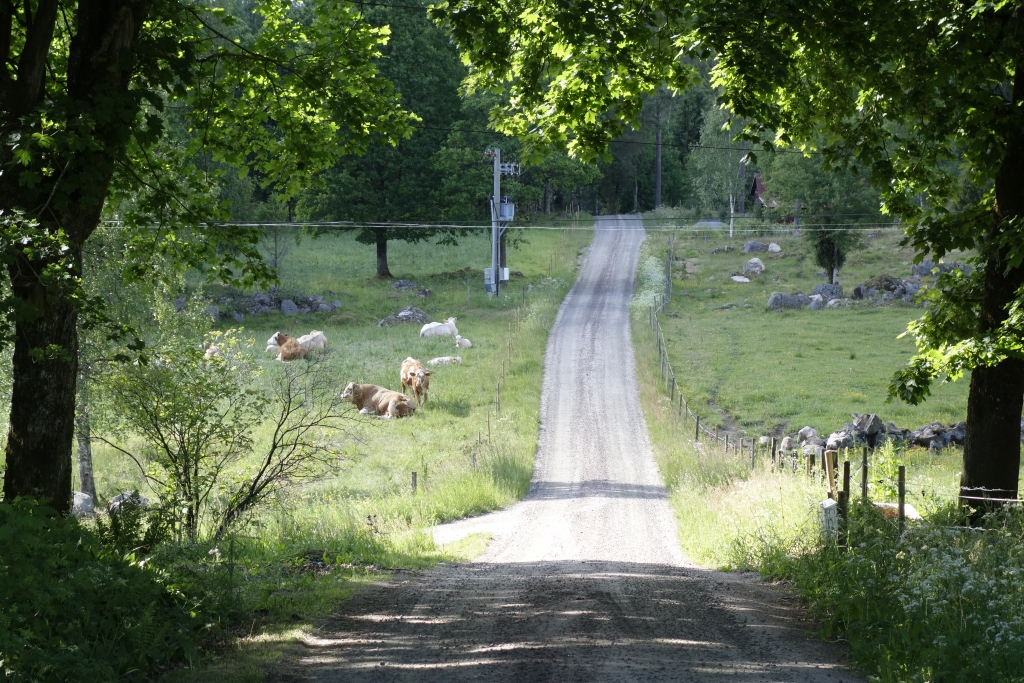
[767,292,811,309]
[743,257,765,275]
[281,299,299,315]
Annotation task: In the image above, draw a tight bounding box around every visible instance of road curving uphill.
[297,216,863,682]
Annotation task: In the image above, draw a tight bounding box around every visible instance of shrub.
[764,503,1024,682]
[0,500,206,683]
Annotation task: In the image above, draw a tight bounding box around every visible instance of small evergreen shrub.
[0,500,206,683]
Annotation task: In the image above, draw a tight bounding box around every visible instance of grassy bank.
[633,228,1024,681]
[63,225,593,682]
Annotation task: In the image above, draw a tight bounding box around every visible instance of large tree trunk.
[961,91,1024,509]
[3,292,79,513]
[76,396,97,503]
[375,230,392,278]
[0,0,151,514]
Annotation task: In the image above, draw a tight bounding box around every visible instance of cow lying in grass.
[420,317,458,337]
[268,330,328,361]
[400,357,432,406]
[270,332,306,361]
[427,356,461,366]
[341,382,416,418]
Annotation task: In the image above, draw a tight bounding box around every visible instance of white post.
[729,194,735,238]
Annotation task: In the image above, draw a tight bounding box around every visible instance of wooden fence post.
[411,471,417,494]
[898,465,906,536]
[770,437,777,467]
[750,439,756,468]
[839,460,851,549]
[861,447,869,500]
[695,416,700,442]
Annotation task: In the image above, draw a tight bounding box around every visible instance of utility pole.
[485,148,518,297]
[654,101,663,209]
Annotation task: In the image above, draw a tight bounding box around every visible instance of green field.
[646,222,970,438]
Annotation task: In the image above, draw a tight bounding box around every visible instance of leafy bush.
[748,503,1024,683]
[0,500,206,683]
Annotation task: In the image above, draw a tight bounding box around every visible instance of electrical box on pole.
[483,149,519,296]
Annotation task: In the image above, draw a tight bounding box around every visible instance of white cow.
[420,317,458,338]
[427,356,462,366]
[298,330,327,352]
[454,335,472,349]
[266,332,283,353]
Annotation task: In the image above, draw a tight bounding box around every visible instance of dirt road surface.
[290,216,862,682]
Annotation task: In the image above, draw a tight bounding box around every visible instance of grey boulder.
[317,303,334,313]
[205,305,220,319]
[231,311,245,323]
[780,436,795,451]
[852,413,884,436]
[73,491,94,516]
[108,491,149,513]
[767,292,811,309]
[768,242,782,252]
[808,295,824,310]
[813,283,843,300]
[742,240,769,253]
[826,431,854,449]
[281,299,299,315]
[798,426,818,442]
[743,258,766,275]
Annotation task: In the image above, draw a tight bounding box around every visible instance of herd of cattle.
[205,318,474,419]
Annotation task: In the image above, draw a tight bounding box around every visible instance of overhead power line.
[99,219,900,232]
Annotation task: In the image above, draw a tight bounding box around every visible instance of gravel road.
[289,216,862,682]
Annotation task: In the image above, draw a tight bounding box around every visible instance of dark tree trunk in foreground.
[1,0,151,514]
[375,229,392,278]
[961,89,1024,509]
[3,295,79,511]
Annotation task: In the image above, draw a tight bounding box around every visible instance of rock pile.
[392,280,432,297]
[197,289,343,320]
[378,306,431,327]
[851,274,920,303]
[911,259,970,278]
[710,245,734,254]
[776,412,976,453]
[812,283,843,300]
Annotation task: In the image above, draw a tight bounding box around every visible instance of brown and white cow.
[273,332,307,362]
[400,357,432,406]
[341,382,416,418]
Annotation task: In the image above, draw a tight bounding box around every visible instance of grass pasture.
[646,223,970,437]
[72,225,594,682]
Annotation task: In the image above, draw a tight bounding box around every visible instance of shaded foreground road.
[288,216,862,682]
